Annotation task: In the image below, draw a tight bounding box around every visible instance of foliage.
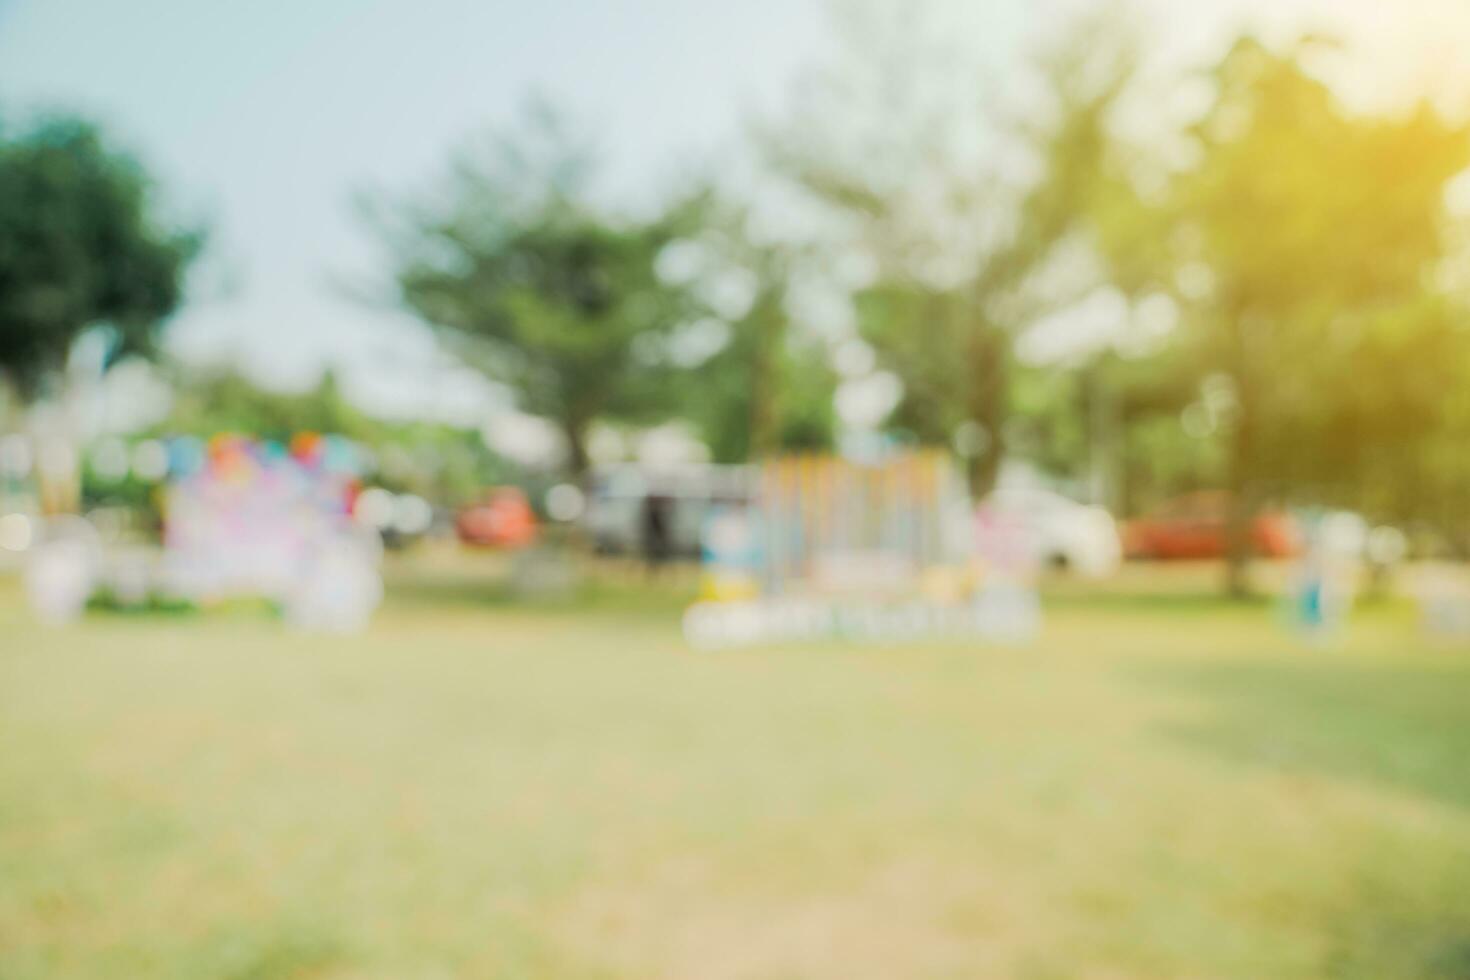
[688,332,838,464]
[369,423,515,507]
[0,115,201,397]
[663,194,837,463]
[81,369,516,514]
[162,368,376,444]
[1159,37,1470,587]
[169,369,516,505]
[371,105,702,478]
[766,9,1146,493]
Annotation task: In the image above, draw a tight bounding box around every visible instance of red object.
[455,487,538,549]
[290,431,325,467]
[1124,492,1298,560]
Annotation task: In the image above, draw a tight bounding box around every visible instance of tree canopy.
[766,10,1145,493]
[0,115,201,397]
[1160,38,1470,589]
[657,193,838,464]
[372,108,702,479]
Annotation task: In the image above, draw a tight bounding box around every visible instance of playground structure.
[587,452,976,594]
[688,449,1040,647]
[754,449,972,596]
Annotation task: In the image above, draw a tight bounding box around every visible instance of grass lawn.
[3,555,1470,979]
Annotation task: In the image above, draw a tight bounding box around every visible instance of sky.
[2,0,1469,432]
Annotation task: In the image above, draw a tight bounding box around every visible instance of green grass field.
[3,556,1470,979]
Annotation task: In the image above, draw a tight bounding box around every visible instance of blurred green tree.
[662,194,837,463]
[1164,38,1470,593]
[163,368,375,444]
[0,116,201,398]
[369,105,701,482]
[765,8,1144,494]
[158,368,513,506]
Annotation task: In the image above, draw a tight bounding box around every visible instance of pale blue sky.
[2,0,1465,427]
[0,0,844,420]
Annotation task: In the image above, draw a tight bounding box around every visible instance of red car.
[455,487,538,549]
[1124,492,1298,560]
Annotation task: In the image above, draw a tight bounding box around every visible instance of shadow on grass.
[179,918,348,980]
[1138,658,1470,978]
[1138,657,1470,810]
[1042,590,1275,616]
[382,567,696,618]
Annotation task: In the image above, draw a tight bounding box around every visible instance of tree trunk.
[968,442,1004,500]
[1223,386,1255,599]
[965,328,1008,499]
[747,338,777,463]
[1084,358,1121,511]
[562,420,591,488]
[1223,491,1254,599]
[746,295,784,462]
[1222,301,1260,600]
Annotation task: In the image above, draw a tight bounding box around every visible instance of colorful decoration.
[685,450,1041,649]
[160,433,380,629]
[756,449,971,596]
[699,503,765,602]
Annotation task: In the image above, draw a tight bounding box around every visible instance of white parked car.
[984,487,1122,578]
